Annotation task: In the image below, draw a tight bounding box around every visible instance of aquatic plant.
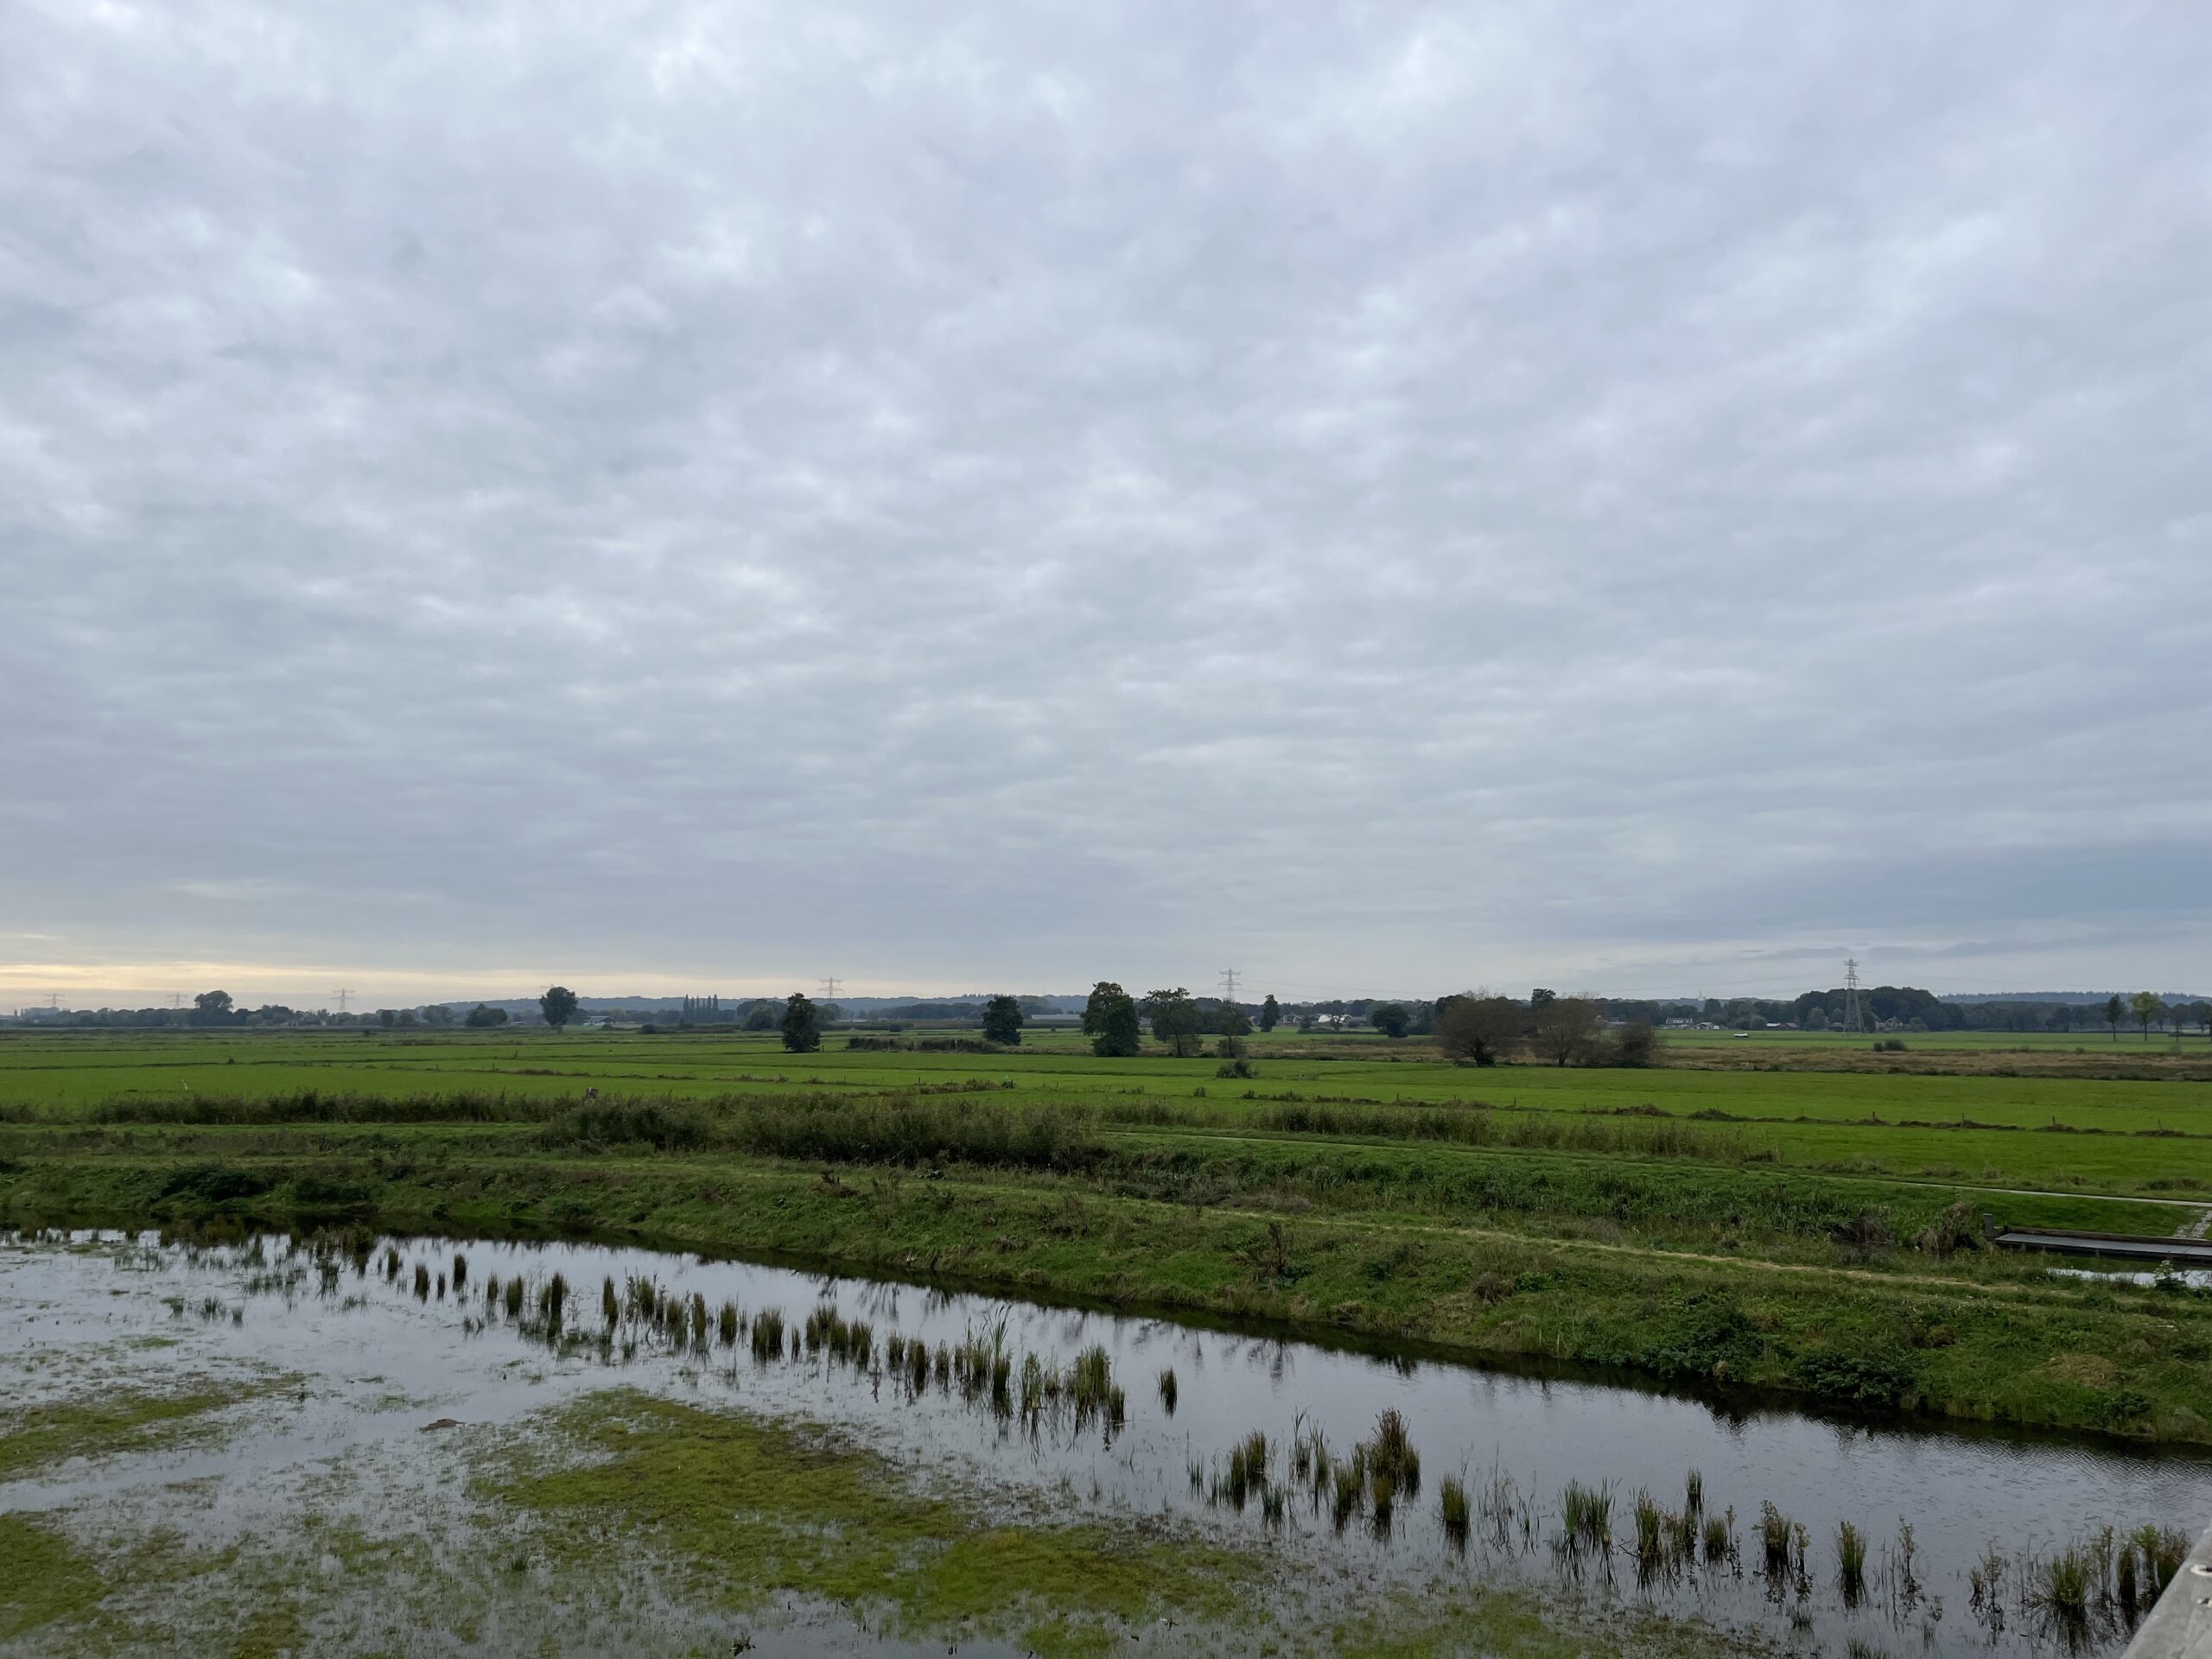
[1699,1513,1734,1566]
[1440,1476,1470,1548]
[2031,1546,2094,1629]
[1684,1467,1703,1518]
[504,1276,524,1319]
[1158,1367,1178,1415]
[750,1307,785,1361]
[1367,1408,1420,1497]
[1221,1432,1269,1510]
[1561,1481,1613,1555]
[413,1263,430,1300]
[1631,1491,1666,1575]
[1331,1463,1363,1531]
[1893,1519,1921,1604]
[1757,1502,1794,1577]
[451,1253,467,1290]
[2130,1523,2189,1595]
[1837,1520,1866,1602]
[718,1300,738,1346]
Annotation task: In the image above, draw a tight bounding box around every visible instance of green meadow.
[3,1024,2209,1443]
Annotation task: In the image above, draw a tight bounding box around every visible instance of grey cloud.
[2,0,2209,1003]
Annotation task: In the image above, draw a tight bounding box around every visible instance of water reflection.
[3,1223,2204,1658]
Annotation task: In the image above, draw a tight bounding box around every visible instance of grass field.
[3,1026,2209,1445]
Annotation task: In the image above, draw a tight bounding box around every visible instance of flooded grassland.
[3,1228,2206,1657]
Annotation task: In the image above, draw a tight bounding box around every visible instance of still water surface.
[4,1228,2206,1656]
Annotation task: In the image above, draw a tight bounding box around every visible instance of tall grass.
[1837,1520,1866,1601]
[1439,1477,1471,1549]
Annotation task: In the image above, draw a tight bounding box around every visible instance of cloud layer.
[3,1,2209,1004]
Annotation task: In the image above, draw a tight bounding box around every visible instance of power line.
[1844,958,1862,1033]
[819,976,842,1001]
[1218,968,1241,1004]
[333,987,351,1013]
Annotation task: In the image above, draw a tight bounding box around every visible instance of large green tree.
[2131,990,2166,1043]
[1258,994,1281,1033]
[1370,1003,1410,1039]
[1143,988,1205,1057]
[980,995,1024,1046]
[779,992,822,1053]
[2103,994,2125,1043]
[464,1003,507,1028]
[1081,982,1141,1058]
[539,986,579,1030]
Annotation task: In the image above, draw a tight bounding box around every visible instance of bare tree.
[1535,996,1603,1066]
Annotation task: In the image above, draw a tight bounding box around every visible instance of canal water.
[3,1227,2206,1656]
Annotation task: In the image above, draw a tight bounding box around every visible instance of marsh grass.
[1701,1508,1732,1566]
[1440,1476,1470,1549]
[412,1263,429,1300]
[1837,1520,1866,1603]
[1158,1367,1178,1416]
[1757,1502,1795,1578]
[1560,1480,1613,1558]
[750,1307,785,1362]
[2031,1546,2093,1629]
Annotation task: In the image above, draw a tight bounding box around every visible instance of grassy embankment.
[3,1028,2209,1444]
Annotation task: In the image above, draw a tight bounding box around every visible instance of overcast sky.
[3,2,2209,1009]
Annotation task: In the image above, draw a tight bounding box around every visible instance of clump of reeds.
[413,1263,431,1300]
[1838,1520,1867,1603]
[1561,1481,1613,1558]
[1331,1461,1364,1532]
[435,1272,446,1300]
[690,1293,709,1349]
[909,1337,931,1392]
[1699,1513,1734,1566]
[601,1276,619,1329]
[1363,1408,1420,1503]
[751,1307,786,1361]
[384,1246,402,1281]
[452,1253,467,1290]
[1684,1468,1703,1519]
[1158,1368,1178,1416]
[1440,1477,1471,1549]
[505,1276,524,1320]
[1219,1432,1269,1511]
[2031,1546,2094,1630]
[2130,1523,2189,1597]
[718,1300,738,1346]
[1757,1502,1795,1578]
[1631,1491,1666,1578]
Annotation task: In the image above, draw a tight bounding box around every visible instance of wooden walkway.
[1990,1227,2212,1267]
